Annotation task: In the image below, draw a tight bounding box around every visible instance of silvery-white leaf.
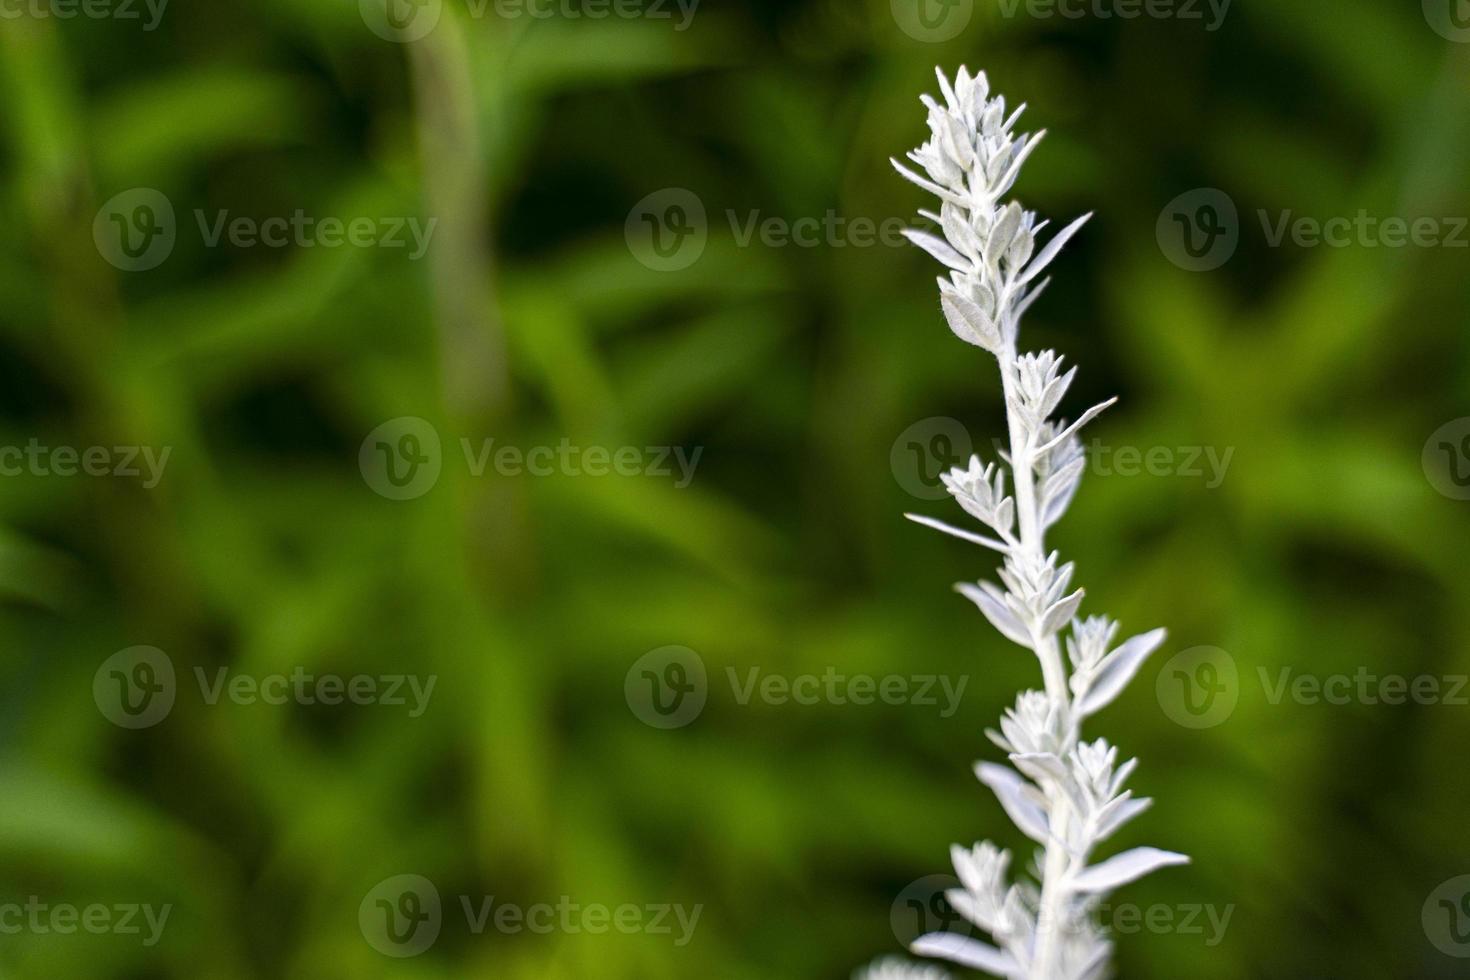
[1040,365,1077,418]
[944,114,975,170]
[1041,454,1086,529]
[1095,795,1153,841]
[953,492,994,526]
[1042,455,1086,499]
[1079,628,1168,716]
[941,293,1000,351]
[1040,588,1085,635]
[941,205,980,259]
[910,933,1016,977]
[985,145,1010,184]
[918,146,963,188]
[1020,212,1092,284]
[1033,398,1118,456]
[969,75,991,116]
[973,281,997,319]
[1013,277,1050,321]
[1003,590,1031,626]
[950,844,985,895]
[892,159,968,207]
[986,202,1023,260]
[949,842,1011,905]
[1006,228,1035,270]
[1069,847,1190,894]
[956,583,1033,648]
[1109,757,1139,799]
[943,888,1014,941]
[975,762,1050,844]
[1077,943,1113,980]
[994,131,1045,197]
[1044,562,1075,607]
[943,888,987,932]
[905,229,971,272]
[936,65,960,110]
[981,101,1003,135]
[1041,487,1079,531]
[994,497,1015,534]
[905,513,1008,553]
[1010,751,1067,784]
[1041,454,1086,505]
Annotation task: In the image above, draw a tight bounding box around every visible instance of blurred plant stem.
[408,12,510,428]
[408,14,537,604]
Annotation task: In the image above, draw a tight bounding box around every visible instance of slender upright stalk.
[861,68,1190,980]
[997,347,1063,703]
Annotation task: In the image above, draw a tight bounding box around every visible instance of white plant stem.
[1000,340,1075,980]
[972,328,1101,979]
[998,346,1063,703]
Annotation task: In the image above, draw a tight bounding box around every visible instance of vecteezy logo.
[1156,188,1239,272]
[1424,875,1470,957]
[1156,646,1238,728]
[624,189,708,272]
[360,874,442,957]
[1440,436,1470,486]
[891,0,974,42]
[1423,418,1470,500]
[359,417,443,500]
[1443,892,1470,944]
[93,188,176,272]
[360,0,441,42]
[1424,0,1470,41]
[93,646,176,729]
[890,875,974,946]
[625,646,708,729]
[363,0,441,40]
[890,417,974,501]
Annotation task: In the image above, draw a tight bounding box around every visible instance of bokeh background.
[2,0,1470,976]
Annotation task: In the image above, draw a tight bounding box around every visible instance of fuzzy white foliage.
[877,67,1189,980]
[857,957,953,980]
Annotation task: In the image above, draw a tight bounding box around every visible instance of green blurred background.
[2,0,1470,976]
